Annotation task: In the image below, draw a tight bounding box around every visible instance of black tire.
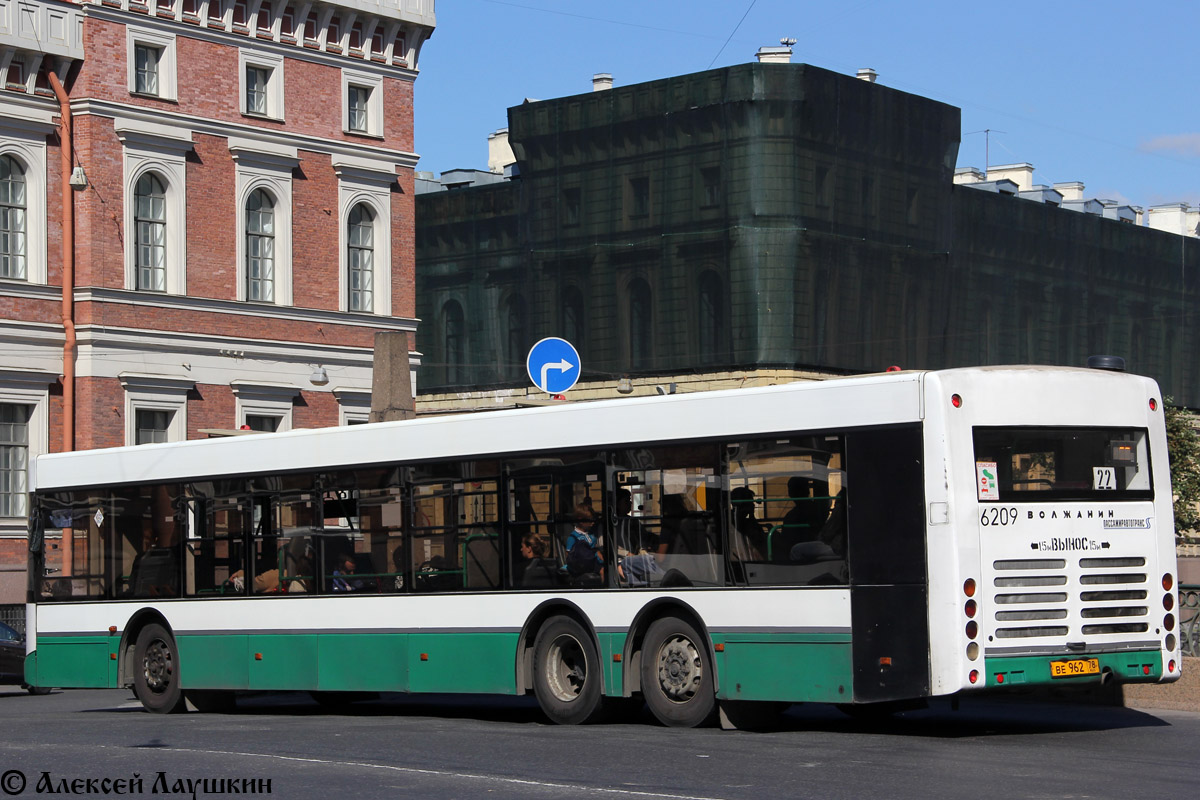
[133,623,185,714]
[532,617,603,725]
[641,616,715,727]
[24,685,52,696]
[187,690,236,713]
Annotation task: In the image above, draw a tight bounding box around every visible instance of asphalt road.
[0,687,1194,799]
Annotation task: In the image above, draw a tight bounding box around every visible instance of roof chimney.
[756,37,795,64]
[592,73,613,92]
[856,68,878,83]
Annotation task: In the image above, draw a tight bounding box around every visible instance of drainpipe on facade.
[48,70,74,579]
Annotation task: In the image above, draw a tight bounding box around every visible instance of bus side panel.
[716,634,853,703]
[407,632,519,695]
[846,425,931,702]
[318,634,409,692]
[177,635,249,690]
[247,634,319,690]
[31,637,115,689]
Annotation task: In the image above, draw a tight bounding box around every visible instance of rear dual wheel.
[641,616,716,727]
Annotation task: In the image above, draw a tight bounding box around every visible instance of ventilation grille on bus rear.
[1077,557,1148,635]
[989,557,1150,639]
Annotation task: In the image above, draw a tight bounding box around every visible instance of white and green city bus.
[24,365,1182,725]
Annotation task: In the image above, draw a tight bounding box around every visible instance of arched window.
[347,203,374,312]
[0,155,27,280]
[629,278,652,369]
[505,294,527,376]
[562,286,584,350]
[245,189,275,302]
[443,300,465,385]
[698,271,723,364]
[134,173,167,292]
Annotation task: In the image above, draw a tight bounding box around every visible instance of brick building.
[0,0,436,602]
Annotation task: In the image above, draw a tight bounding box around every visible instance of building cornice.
[75,287,419,330]
[0,282,64,302]
[83,5,422,80]
[71,98,421,170]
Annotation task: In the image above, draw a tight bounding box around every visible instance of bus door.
[845,425,931,702]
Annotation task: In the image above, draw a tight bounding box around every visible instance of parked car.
[0,622,49,694]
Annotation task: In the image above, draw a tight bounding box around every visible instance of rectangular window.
[0,403,30,517]
[562,187,580,226]
[725,435,848,586]
[245,65,269,115]
[135,409,171,445]
[134,44,161,96]
[629,176,650,218]
[245,414,280,432]
[701,167,720,208]
[973,427,1152,501]
[347,85,370,133]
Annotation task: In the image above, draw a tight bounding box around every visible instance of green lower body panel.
[407,632,519,695]
[29,637,116,689]
[714,632,853,703]
[984,650,1163,689]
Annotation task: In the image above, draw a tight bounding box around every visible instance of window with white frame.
[121,374,191,446]
[0,403,30,516]
[239,50,284,120]
[245,188,275,302]
[334,156,394,315]
[127,27,177,101]
[231,381,297,432]
[0,370,51,527]
[334,388,371,426]
[229,139,297,306]
[117,120,191,295]
[0,110,52,285]
[342,69,383,136]
[0,154,26,280]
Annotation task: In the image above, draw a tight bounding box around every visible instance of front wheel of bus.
[641,616,715,727]
[133,623,185,714]
[532,617,602,725]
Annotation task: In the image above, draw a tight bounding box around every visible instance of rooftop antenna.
[781,37,796,46]
[964,129,1006,177]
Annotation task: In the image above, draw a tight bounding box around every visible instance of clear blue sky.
[413,0,1200,209]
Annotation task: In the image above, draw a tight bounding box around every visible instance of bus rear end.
[926,367,1181,695]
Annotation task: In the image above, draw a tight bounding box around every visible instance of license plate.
[1050,658,1100,678]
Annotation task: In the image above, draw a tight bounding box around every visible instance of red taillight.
[1143,665,1151,676]
[969,669,979,684]
[966,620,978,639]
[965,599,977,618]
[951,394,963,408]
[1169,660,1177,672]
[1150,398,1158,411]
[996,673,1005,684]
[1163,573,1174,591]
[1164,593,1175,611]
[964,578,976,597]
[1165,614,1175,631]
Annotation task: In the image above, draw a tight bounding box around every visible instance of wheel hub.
[657,635,701,702]
[143,639,173,694]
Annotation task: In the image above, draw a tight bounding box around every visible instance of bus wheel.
[133,623,185,714]
[641,616,715,727]
[532,617,602,725]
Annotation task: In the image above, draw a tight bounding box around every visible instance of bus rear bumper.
[981,650,1173,689]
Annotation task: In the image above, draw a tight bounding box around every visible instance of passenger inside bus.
[564,504,603,584]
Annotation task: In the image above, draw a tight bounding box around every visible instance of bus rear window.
[972,427,1152,502]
